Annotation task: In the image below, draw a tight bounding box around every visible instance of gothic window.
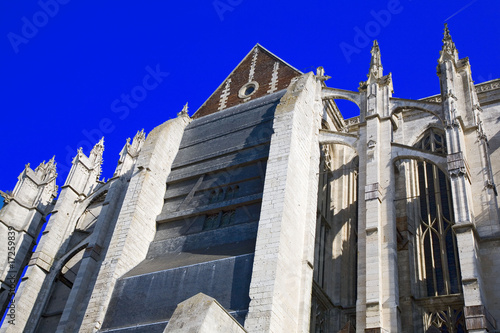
[414,129,461,298]
[415,128,447,154]
[408,129,464,332]
[417,161,461,296]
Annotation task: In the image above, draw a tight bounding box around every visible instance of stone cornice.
[420,78,500,104]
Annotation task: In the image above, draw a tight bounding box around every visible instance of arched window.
[416,160,461,296]
[409,129,465,332]
[414,129,461,297]
[35,247,86,333]
[414,128,447,155]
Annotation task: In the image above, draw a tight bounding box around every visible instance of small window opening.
[245,85,255,95]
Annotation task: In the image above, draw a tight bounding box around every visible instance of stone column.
[356,41,399,333]
[437,25,491,332]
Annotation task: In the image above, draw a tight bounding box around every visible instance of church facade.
[1,26,500,332]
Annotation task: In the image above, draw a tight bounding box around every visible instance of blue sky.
[0,0,499,192]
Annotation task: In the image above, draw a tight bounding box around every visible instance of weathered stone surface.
[164,293,247,333]
[1,33,500,333]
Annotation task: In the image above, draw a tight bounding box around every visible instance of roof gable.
[192,44,301,119]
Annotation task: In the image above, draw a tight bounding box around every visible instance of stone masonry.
[1,27,500,333]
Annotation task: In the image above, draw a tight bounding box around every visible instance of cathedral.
[1,25,499,333]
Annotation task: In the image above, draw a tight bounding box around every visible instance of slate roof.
[100,90,286,333]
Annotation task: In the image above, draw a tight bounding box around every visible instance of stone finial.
[117,138,131,163]
[35,155,58,181]
[131,129,146,154]
[115,129,146,177]
[133,129,146,143]
[367,40,383,81]
[90,137,105,161]
[315,66,331,82]
[89,137,105,180]
[35,161,45,174]
[95,137,104,150]
[442,23,456,52]
[178,103,189,117]
[439,23,458,63]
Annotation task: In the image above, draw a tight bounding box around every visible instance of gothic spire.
[118,138,131,163]
[439,23,458,63]
[131,129,146,153]
[368,40,383,81]
[90,137,105,180]
[443,24,455,51]
[44,155,57,180]
[48,155,56,165]
[34,156,57,180]
[90,137,105,157]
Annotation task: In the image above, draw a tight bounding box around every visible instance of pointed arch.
[412,127,447,154]
[393,129,464,332]
[34,245,87,333]
[415,160,461,297]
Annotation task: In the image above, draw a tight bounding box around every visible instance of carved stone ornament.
[321,144,334,171]
[346,116,360,126]
[315,66,331,82]
[444,89,457,101]
[178,102,189,117]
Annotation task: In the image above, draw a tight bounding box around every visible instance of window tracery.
[410,128,465,332]
[414,128,447,154]
[424,307,466,333]
[413,129,460,297]
[417,161,461,296]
